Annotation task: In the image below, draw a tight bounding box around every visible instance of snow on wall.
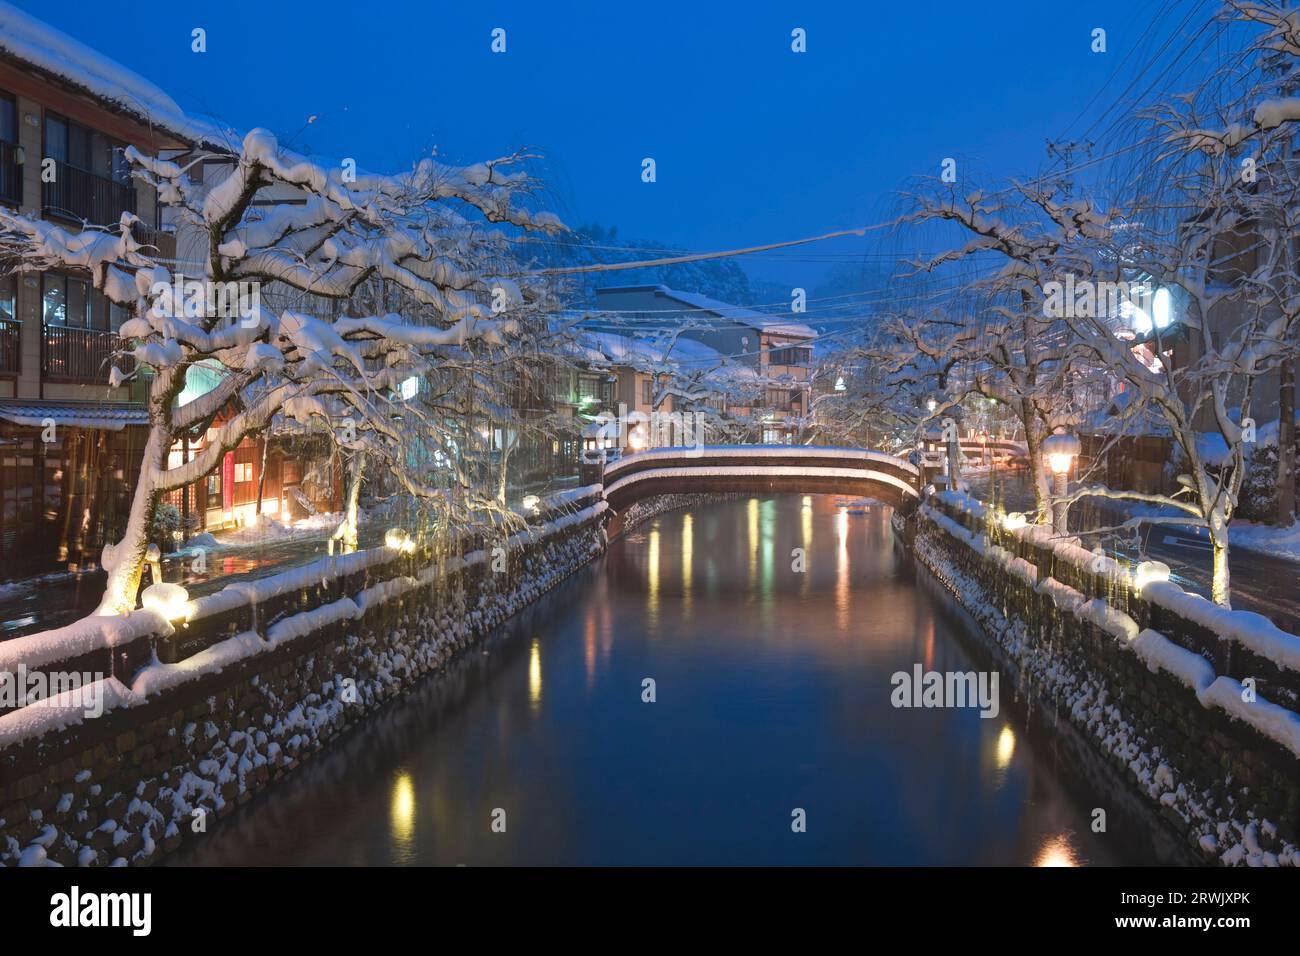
[0,677,137,750]
[1131,628,1216,693]
[0,490,608,754]
[0,609,170,673]
[1144,580,1300,674]
[913,514,1299,865]
[131,632,265,698]
[1199,677,1300,757]
[936,490,1300,672]
[921,497,1300,759]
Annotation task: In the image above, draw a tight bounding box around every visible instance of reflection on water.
[528,638,542,713]
[1035,834,1081,867]
[171,495,1188,866]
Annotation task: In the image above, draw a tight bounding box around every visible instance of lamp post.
[1042,428,1080,536]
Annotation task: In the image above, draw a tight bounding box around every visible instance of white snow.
[0,610,169,673]
[1131,628,1216,692]
[1144,580,1300,673]
[1199,677,1300,757]
[0,678,137,749]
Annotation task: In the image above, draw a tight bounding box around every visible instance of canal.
[171,494,1186,866]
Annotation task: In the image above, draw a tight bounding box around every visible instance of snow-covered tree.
[900,181,1111,519]
[0,128,561,613]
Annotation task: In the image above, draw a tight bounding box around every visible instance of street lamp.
[141,582,191,622]
[1042,428,1080,536]
[628,423,649,452]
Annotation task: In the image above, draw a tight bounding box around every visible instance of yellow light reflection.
[801,498,813,597]
[1035,834,1079,867]
[529,637,542,712]
[747,498,759,587]
[390,771,415,847]
[681,513,693,619]
[996,725,1016,770]
[647,525,660,629]
[584,610,597,690]
[836,506,850,631]
[760,499,775,602]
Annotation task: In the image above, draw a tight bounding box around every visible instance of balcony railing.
[129,220,177,261]
[41,324,130,383]
[0,318,19,375]
[42,160,136,226]
[0,141,20,205]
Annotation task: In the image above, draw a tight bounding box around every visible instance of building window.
[44,113,130,184]
[234,462,253,483]
[206,472,222,498]
[0,275,14,322]
[641,378,653,405]
[577,375,610,407]
[0,91,17,205]
[764,388,791,410]
[0,92,14,145]
[41,274,123,330]
[768,347,810,366]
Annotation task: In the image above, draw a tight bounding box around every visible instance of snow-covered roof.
[569,328,729,367]
[0,399,148,431]
[0,2,236,152]
[597,285,816,339]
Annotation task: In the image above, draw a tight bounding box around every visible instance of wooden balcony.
[41,160,136,226]
[41,324,131,383]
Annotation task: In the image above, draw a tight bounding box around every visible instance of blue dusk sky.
[15,0,1225,290]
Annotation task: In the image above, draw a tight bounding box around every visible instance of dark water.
[172,495,1183,866]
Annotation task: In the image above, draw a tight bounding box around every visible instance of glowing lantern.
[141,583,191,622]
[1133,560,1171,592]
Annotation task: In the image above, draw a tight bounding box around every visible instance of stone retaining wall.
[912,496,1300,866]
[0,492,606,867]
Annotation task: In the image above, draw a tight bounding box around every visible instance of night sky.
[19,0,1219,288]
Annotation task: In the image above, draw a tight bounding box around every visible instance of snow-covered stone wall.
[0,491,607,867]
[912,494,1300,867]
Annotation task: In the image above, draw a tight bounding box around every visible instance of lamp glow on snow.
[384,528,416,553]
[1042,429,1080,536]
[1133,560,1171,593]
[1002,511,1028,532]
[628,424,649,452]
[521,494,540,515]
[141,582,191,622]
[1043,429,1080,476]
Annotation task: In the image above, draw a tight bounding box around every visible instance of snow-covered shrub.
[1237,444,1279,523]
[149,503,181,550]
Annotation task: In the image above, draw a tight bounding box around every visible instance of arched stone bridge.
[599,445,922,521]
